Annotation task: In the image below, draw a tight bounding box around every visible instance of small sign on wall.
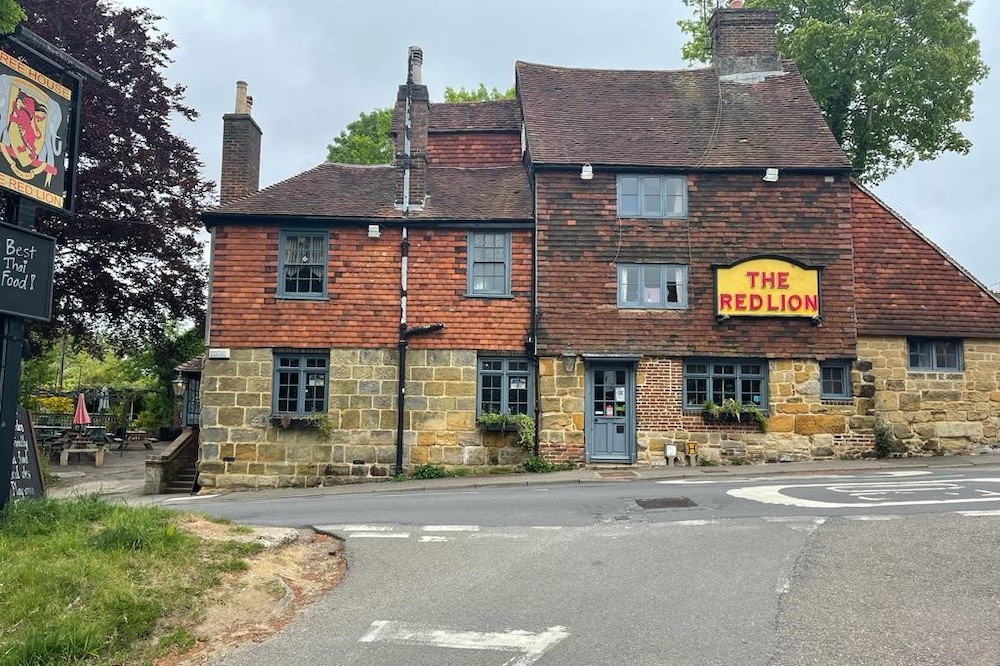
[207,348,230,360]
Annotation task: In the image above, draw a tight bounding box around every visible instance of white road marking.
[957,509,1000,517]
[844,515,902,521]
[348,532,410,539]
[729,477,1000,508]
[359,620,569,666]
[418,536,450,543]
[422,525,480,532]
[335,525,395,532]
[671,519,717,526]
[875,470,932,477]
[530,525,563,530]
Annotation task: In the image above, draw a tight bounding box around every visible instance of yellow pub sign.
[716,256,820,318]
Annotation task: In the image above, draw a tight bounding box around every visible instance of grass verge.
[0,495,262,665]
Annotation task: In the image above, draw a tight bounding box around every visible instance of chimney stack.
[394,47,429,212]
[709,7,781,80]
[220,80,262,205]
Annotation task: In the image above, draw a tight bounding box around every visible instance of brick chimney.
[394,47,428,212]
[220,81,262,205]
[709,6,782,80]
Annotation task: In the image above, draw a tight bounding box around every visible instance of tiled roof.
[852,183,1000,338]
[428,99,520,132]
[516,61,850,170]
[203,163,532,222]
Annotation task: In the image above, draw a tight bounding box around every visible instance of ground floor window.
[273,351,329,414]
[478,357,532,415]
[683,359,767,409]
[820,361,852,399]
[907,338,963,371]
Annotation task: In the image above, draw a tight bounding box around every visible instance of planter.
[701,409,766,431]
[270,415,321,429]
[478,422,518,433]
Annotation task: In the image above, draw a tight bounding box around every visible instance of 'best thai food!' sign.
[716,256,820,318]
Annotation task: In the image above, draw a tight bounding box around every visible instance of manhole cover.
[596,470,638,478]
[635,497,696,509]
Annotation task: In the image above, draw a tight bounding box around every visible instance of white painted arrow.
[359,620,569,666]
[729,477,1000,508]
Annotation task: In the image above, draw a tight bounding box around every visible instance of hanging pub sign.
[715,256,820,318]
[0,221,55,321]
[0,48,74,211]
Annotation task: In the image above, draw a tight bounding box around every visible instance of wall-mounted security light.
[562,347,577,373]
[580,163,593,180]
[368,224,381,238]
[762,168,779,182]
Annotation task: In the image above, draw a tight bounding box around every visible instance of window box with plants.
[269,413,334,436]
[476,411,536,449]
[701,399,767,432]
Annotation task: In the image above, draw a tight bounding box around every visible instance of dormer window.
[617,175,687,218]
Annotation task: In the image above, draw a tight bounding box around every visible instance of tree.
[326,108,393,164]
[679,0,988,183]
[443,83,515,102]
[0,0,24,32]
[326,83,515,165]
[12,0,213,349]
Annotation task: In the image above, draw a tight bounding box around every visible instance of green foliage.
[678,0,989,183]
[326,107,393,164]
[520,455,572,474]
[410,463,448,479]
[0,0,24,32]
[443,83,515,102]
[477,411,536,448]
[698,457,720,466]
[0,497,258,665]
[873,415,895,458]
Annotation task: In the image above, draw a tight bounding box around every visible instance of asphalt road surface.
[171,469,1000,665]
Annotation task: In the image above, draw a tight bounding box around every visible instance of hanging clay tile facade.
[197,8,1000,491]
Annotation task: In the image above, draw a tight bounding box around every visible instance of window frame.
[616,174,688,219]
[476,356,534,417]
[683,359,768,412]
[277,229,329,300]
[467,231,512,298]
[617,263,688,309]
[272,351,330,415]
[820,361,852,400]
[907,338,963,372]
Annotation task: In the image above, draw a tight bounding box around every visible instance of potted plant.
[270,413,334,437]
[477,412,536,448]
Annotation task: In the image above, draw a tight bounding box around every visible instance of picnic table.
[118,429,152,452]
[59,432,105,467]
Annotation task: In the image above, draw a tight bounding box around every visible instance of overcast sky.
[120,0,999,290]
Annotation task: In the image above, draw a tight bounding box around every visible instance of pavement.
[45,441,1000,504]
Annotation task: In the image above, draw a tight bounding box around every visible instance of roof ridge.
[516,60,710,76]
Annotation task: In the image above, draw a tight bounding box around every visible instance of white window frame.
[618,264,687,309]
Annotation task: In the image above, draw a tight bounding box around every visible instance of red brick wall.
[534,171,856,359]
[220,114,261,205]
[427,132,522,167]
[209,224,531,352]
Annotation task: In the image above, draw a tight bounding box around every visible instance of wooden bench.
[60,447,105,467]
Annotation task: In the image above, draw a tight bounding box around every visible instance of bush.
[873,416,895,458]
[410,464,447,479]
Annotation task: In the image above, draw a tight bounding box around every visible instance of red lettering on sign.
[777,272,789,289]
[735,294,747,310]
[804,294,818,311]
[745,271,759,288]
[749,294,763,310]
[719,294,733,310]
[787,295,802,311]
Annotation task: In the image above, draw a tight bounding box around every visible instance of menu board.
[9,408,44,499]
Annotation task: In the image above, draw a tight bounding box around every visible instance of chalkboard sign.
[9,408,44,500]
[0,223,55,322]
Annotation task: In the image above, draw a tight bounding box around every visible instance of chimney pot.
[221,80,262,205]
[234,80,251,115]
[408,46,423,85]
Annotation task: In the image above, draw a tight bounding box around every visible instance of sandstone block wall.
[856,337,1000,455]
[198,348,527,490]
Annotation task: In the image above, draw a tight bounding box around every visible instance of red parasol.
[73,392,91,429]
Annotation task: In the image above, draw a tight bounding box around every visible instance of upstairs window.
[618,264,687,309]
[468,231,511,297]
[273,351,329,414]
[478,357,532,416]
[278,231,328,299]
[907,338,963,372]
[820,361,852,400]
[617,175,687,218]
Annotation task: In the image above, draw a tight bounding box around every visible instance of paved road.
[173,469,1000,665]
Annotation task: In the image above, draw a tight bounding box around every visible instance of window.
[684,360,767,410]
[477,357,533,416]
[273,351,329,414]
[617,175,687,218]
[467,232,511,297]
[907,338,963,371]
[278,231,328,299]
[618,264,687,309]
[820,362,852,399]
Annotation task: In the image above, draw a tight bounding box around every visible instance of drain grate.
[596,470,639,478]
[635,497,697,509]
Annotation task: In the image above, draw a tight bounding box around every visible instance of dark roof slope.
[516,61,850,170]
[429,99,520,132]
[203,163,532,223]
[852,183,1000,338]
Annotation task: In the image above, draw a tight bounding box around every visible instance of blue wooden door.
[586,365,634,462]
